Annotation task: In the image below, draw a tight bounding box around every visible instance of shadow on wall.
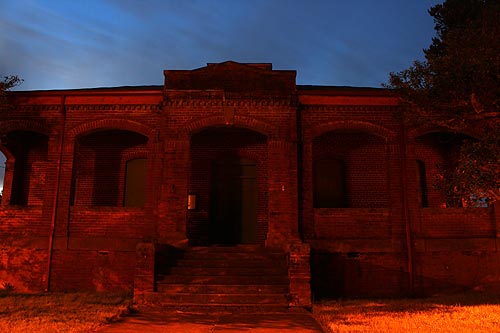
[311,250,500,299]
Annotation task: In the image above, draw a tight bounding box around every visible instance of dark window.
[416,160,429,207]
[313,157,348,208]
[4,131,48,206]
[123,158,147,207]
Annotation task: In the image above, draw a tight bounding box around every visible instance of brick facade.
[1,62,498,302]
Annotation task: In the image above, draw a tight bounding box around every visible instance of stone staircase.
[147,245,290,309]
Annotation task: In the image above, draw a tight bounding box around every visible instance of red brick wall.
[418,208,494,238]
[312,131,389,208]
[69,209,151,239]
[312,251,408,298]
[314,208,390,239]
[50,249,135,291]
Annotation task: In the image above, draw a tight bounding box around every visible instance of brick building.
[1,62,499,305]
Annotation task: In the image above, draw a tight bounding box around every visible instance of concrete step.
[169,266,287,276]
[149,245,291,308]
[142,292,289,305]
[136,292,290,311]
[176,258,287,268]
[157,274,289,285]
[156,283,289,294]
[181,251,286,261]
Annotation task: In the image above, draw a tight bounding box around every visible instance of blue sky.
[1,0,441,91]
[0,0,442,190]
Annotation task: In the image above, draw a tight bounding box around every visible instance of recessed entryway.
[210,157,258,244]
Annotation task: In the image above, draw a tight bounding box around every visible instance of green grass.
[0,292,132,333]
[313,293,500,333]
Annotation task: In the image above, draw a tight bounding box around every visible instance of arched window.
[71,130,148,207]
[123,158,147,207]
[3,131,48,206]
[313,157,348,208]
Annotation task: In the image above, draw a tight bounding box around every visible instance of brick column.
[134,242,155,298]
[288,240,312,307]
[157,139,189,242]
[266,140,298,248]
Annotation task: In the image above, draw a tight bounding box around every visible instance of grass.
[313,292,500,333]
[3,291,500,332]
[0,291,132,333]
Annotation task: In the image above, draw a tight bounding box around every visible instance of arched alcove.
[2,131,49,206]
[71,129,148,207]
[414,131,474,208]
[312,130,389,208]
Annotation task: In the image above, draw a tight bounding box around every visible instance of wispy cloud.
[0,0,440,90]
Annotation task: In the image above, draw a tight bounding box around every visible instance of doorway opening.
[210,157,258,244]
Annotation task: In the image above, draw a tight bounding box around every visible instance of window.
[416,160,429,207]
[313,157,348,208]
[123,158,147,207]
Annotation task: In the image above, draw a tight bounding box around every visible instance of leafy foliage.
[0,75,23,112]
[386,0,500,204]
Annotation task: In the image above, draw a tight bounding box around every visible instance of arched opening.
[71,130,148,207]
[2,131,48,206]
[189,127,267,245]
[312,130,388,208]
[415,132,471,208]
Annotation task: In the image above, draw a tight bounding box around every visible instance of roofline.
[297,85,395,97]
[11,85,164,96]
[11,84,396,97]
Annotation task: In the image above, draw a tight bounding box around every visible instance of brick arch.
[408,126,480,141]
[0,120,52,137]
[307,121,396,142]
[122,151,148,162]
[67,118,156,141]
[185,115,276,138]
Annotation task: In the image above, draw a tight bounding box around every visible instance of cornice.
[301,105,400,112]
[65,104,161,112]
[16,105,61,112]
[163,98,295,107]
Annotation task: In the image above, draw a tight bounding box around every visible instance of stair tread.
[148,246,290,308]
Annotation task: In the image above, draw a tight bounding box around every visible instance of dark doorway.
[210,157,258,244]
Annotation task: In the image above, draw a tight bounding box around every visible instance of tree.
[0,75,23,112]
[386,0,500,205]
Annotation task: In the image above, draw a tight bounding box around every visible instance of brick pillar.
[134,242,155,298]
[301,141,315,239]
[288,240,312,308]
[158,139,189,242]
[267,140,298,248]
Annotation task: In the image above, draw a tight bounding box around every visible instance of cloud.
[1,0,439,90]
